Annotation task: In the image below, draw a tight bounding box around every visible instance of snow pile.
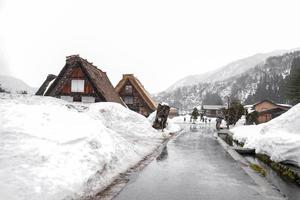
[232,115,246,127]
[160,102,169,106]
[147,111,182,133]
[0,75,35,94]
[0,94,163,200]
[231,104,300,167]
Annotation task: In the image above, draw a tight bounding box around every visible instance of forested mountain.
[165,50,287,92]
[282,56,300,105]
[154,50,300,111]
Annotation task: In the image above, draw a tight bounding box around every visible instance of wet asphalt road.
[113,124,271,200]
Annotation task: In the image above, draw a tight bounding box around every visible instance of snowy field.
[0,94,167,200]
[231,104,300,167]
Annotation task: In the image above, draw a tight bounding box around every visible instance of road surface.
[112,124,283,200]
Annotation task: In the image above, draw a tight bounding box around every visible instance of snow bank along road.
[231,103,300,168]
[112,124,285,200]
[0,94,179,200]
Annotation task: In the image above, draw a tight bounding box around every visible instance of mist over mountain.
[0,75,35,94]
[166,50,288,92]
[154,49,300,111]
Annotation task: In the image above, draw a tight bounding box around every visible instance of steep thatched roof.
[115,74,157,110]
[35,74,57,95]
[44,55,125,106]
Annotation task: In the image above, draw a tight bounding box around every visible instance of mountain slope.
[166,50,287,92]
[155,50,300,111]
[0,75,35,94]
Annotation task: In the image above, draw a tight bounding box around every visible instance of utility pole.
[226,96,230,129]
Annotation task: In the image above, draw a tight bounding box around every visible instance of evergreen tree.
[225,101,244,125]
[191,107,200,120]
[286,57,300,104]
[0,84,7,93]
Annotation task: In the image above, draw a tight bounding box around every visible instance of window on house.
[71,80,85,92]
[125,85,133,94]
[124,96,133,104]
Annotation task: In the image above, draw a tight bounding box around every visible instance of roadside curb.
[215,130,286,200]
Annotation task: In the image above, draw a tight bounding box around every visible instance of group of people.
[183,116,212,124]
[183,115,224,130]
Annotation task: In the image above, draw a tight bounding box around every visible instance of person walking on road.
[216,116,222,130]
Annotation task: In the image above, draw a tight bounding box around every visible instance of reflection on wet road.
[113,124,270,200]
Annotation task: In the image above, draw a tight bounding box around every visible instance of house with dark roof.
[115,74,157,117]
[169,107,179,119]
[36,55,125,105]
[253,99,292,123]
[200,105,226,118]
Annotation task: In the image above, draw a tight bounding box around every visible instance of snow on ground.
[0,94,164,200]
[231,115,246,128]
[170,114,190,123]
[147,111,182,133]
[231,104,300,167]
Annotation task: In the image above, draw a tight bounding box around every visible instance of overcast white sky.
[1,0,300,93]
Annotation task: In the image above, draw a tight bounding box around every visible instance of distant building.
[253,100,292,124]
[36,55,125,105]
[200,105,226,118]
[168,107,179,119]
[115,74,157,117]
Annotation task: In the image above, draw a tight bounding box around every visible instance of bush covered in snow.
[231,104,300,167]
[0,94,163,200]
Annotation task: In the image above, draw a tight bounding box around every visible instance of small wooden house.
[253,100,291,124]
[168,107,179,119]
[115,74,157,117]
[200,105,226,118]
[36,55,125,105]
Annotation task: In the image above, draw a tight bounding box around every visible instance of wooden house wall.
[169,108,179,119]
[205,109,223,117]
[52,66,105,102]
[118,80,153,117]
[257,113,272,124]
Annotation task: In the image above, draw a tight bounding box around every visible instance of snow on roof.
[44,78,56,95]
[277,103,292,108]
[202,105,226,110]
[160,102,169,106]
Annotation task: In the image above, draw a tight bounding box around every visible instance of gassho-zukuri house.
[36,55,125,106]
[252,99,292,124]
[115,74,157,117]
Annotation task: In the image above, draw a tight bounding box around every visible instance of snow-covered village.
[1,1,300,200]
